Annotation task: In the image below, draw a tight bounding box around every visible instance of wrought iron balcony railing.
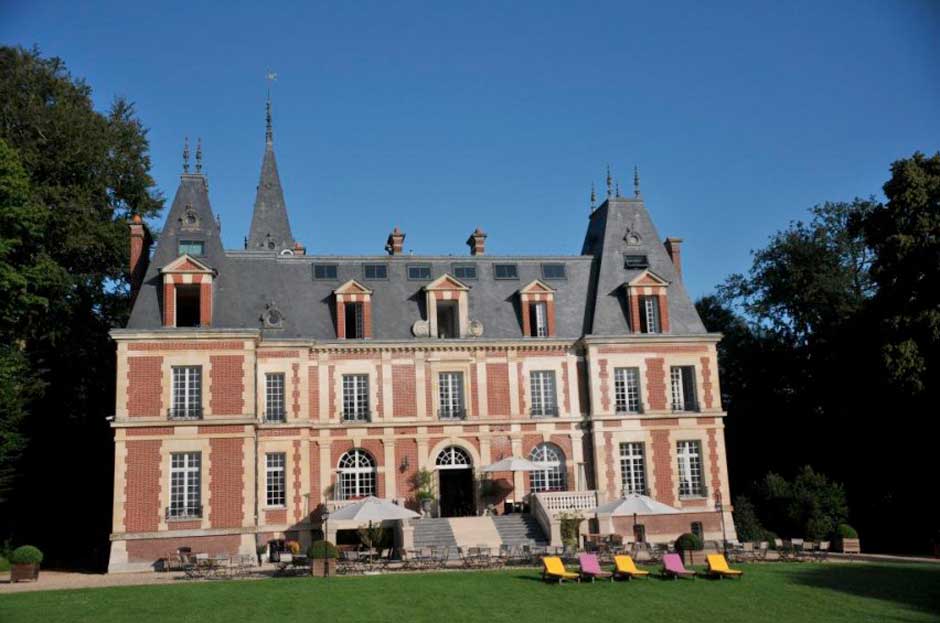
[167,407,203,421]
[264,409,286,423]
[341,411,371,423]
[438,407,467,420]
[166,505,202,520]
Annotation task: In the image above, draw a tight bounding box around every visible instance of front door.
[439,468,475,517]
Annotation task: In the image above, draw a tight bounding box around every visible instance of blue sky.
[3,1,938,298]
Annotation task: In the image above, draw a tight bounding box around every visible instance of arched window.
[435,445,472,470]
[337,449,376,500]
[529,443,566,492]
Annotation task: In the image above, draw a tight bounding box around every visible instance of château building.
[108,103,735,572]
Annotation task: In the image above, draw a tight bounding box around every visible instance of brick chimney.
[663,237,683,280]
[467,228,487,256]
[293,241,306,256]
[129,214,152,303]
[385,227,405,255]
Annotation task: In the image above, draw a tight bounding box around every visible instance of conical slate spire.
[246,96,295,253]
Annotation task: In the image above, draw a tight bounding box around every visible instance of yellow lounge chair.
[542,556,580,583]
[706,554,744,579]
[613,555,650,580]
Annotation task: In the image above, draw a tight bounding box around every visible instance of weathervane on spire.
[195,138,203,173]
[633,165,641,198]
[590,182,596,211]
[265,71,277,144]
[182,136,190,173]
[606,164,612,198]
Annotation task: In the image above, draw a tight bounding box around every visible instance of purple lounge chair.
[662,553,696,580]
[578,553,613,582]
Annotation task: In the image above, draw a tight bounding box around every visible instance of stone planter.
[311,558,336,577]
[839,538,861,554]
[11,563,40,582]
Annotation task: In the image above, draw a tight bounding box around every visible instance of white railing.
[535,490,599,514]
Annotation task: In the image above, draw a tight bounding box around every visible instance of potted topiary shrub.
[10,545,43,582]
[835,524,860,553]
[307,540,339,577]
[675,533,704,565]
[413,468,435,516]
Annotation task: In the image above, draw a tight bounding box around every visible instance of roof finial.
[195,137,203,173]
[606,164,612,198]
[265,71,277,145]
[182,137,190,173]
[616,180,621,198]
[590,182,596,211]
[633,165,641,198]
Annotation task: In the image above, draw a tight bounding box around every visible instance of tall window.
[614,367,642,413]
[529,370,558,417]
[639,295,661,333]
[171,366,202,419]
[168,452,201,518]
[337,449,376,500]
[265,452,286,507]
[619,442,647,495]
[265,373,285,422]
[438,372,465,419]
[529,443,566,492]
[342,374,370,422]
[677,440,705,498]
[345,302,364,339]
[670,366,698,412]
[529,302,548,337]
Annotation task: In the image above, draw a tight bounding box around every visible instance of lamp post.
[715,488,728,556]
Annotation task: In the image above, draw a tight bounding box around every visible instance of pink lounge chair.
[662,553,696,580]
[578,553,613,582]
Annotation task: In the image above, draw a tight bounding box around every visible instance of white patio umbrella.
[481,457,541,473]
[594,493,681,516]
[327,496,420,522]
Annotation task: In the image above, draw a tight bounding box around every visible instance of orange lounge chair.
[613,555,650,580]
[542,556,580,583]
[706,554,744,579]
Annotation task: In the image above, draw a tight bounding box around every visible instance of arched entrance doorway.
[435,446,475,517]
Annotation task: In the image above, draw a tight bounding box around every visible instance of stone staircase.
[413,518,457,549]
[413,514,548,550]
[492,514,549,546]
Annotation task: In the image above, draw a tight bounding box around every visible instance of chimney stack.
[129,214,152,303]
[293,241,306,256]
[467,228,487,256]
[385,227,405,255]
[663,237,683,280]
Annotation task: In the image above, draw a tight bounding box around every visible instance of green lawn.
[1,563,938,623]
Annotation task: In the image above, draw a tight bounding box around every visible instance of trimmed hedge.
[10,545,43,565]
[836,524,858,539]
[307,540,339,560]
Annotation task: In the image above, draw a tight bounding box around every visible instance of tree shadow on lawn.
[788,564,940,617]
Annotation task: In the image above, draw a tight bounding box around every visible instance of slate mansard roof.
[127,128,707,340]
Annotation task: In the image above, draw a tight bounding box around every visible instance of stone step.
[492,514,548,546]
[413,518,458,549]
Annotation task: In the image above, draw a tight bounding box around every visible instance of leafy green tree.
[756,467,848,541]
[731,495,765,542]
[0,46,162,568]
[856,152,940,395]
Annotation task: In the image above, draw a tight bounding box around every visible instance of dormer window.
[639,295,661,333]
[161,254,214,328]
[178,240,204,256]
[424,274,471,339]
[334,280,373,339]
[624,254,649,269]
[624,270,670,334]
[531,302,548,337]
[519,280,556,337]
